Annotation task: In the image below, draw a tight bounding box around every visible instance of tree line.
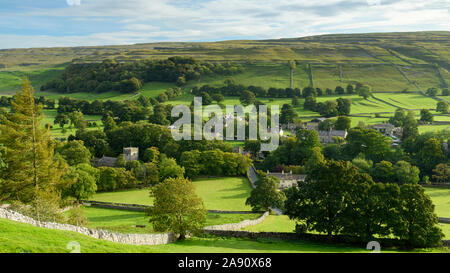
[41,57,244,94]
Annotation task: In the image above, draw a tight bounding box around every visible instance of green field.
[242,215,297,233]
[92,177,253,211]
[424,187,450,218]
[374,93,440,109]
[83,207,261,234]
[2,218,447,253]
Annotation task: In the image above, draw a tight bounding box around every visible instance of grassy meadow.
[82,207,261,234]
[91,177,253,211]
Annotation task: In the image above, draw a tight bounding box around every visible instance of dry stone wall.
[0,208,269,246]
[0,208,176,246]
[204,211,269,231]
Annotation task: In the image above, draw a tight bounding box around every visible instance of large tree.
[148,177,207,240]
[246,171,286,211]
[285,160,366,240]
[0,79,67,203]
[280,104,298,124]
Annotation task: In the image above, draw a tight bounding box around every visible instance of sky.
[0,0,448,49]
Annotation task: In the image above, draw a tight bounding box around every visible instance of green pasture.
[373,93,439,109]
[402,66,443,91]
[91,177,253,211]
[341,64,413,92]
[424,187,450,218]
[83,206,261,234]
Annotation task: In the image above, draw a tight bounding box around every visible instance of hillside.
[0,31,448,94]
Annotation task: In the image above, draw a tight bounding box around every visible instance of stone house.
[267,170,307,190]
[318,129,348,144]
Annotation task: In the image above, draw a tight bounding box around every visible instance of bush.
[67,206,89,227]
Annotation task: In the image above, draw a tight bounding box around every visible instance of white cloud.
[1,0,449,48]
[66,0,81,7]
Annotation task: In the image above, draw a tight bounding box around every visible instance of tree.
[394,184,443,247]
[68,110,87,130]
[318,119,336,131]
[211,93,224,103]
[143,147,160,163]
[394,161,420,184]
[401,110,419,142]
[137,95,151,107]
[176,76,186,87]
[346,84,355,94]
[115,154,127,168]
[344,128,392,163]
[56,140,92,166]
[143,162,159,185]
[63,163,99,200]
[54,113,69,129]
[357,85,372,99]
[246,171,286,211]
[317,100,338,117]
[335,86,345,95]
[420,109,434,124]
[432,163,450,183]
[416,138,445,175]
[148,103,170,125]
[159,155,185,180]
[239,90,256,106]
[103,115,117,132]
[436,101,449,113]
[372,160,395,182]
[303,96,317,111]
[389,108,407,127]
[284,160,366,240]
[244,140,261,158]
[288,96,299,108]
[120,77,141,93]
[179,150,202,178]
[0,79,67,203]
[97,167,137,191]
[335,116,351,131]
[351,154,373,174]
[280,104,298,124]
[305,147,325,173]
[426,87,440,97]
[336,98,352,115]
[148,177,207,240]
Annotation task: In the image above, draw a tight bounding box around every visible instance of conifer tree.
[0,78,67,203]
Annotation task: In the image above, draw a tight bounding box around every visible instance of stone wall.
[0,208,176,246]
[204,211,269,231]
[0,208,269,246]
[82,200,264,214]
[247,165,258,189]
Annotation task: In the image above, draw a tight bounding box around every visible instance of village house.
[318,129,348,144]
[267,170,307,190]
[371,123,402,138]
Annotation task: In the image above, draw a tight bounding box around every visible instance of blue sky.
[0,0,448,49]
